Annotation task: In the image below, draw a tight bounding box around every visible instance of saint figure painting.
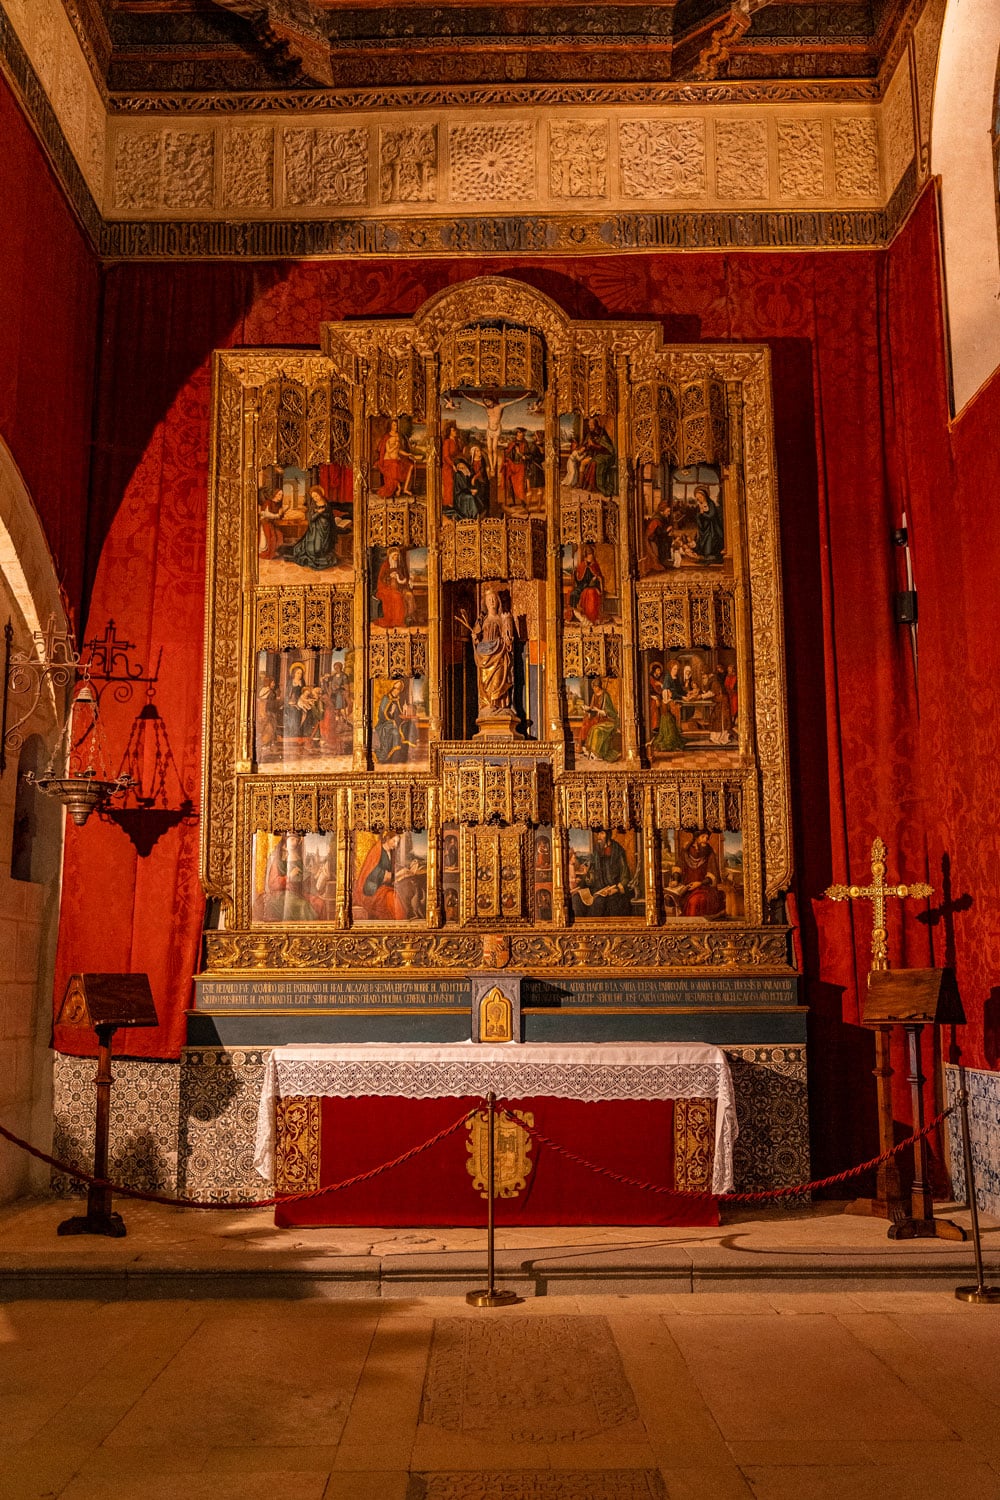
[352,830,428,922]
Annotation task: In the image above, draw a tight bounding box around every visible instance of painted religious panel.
[370,546,428,630]
[643,648,738,757]
[371,675,428,767]
[532,826,554,922]
[441,823,461,924]
[559,412,617,498]
[568,828,643,919]
[257,464,354,584]
[352,830,428,922]
[369,414,428,500]
[661,830,744,920]
[252,831,337,923]
[638,463,727,575]
[441,394,545,519]
[562,541,620,626]
[255,649,354,772]
[566,676,623,765]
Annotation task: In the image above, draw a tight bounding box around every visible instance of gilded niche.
[202,278,792,971]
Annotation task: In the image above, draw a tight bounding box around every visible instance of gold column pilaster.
[616,356,640,766]
[239,383,260,773]
[642,784,660,926]
[352,367,370,771]
[426,784,441,927]
[424,353,443,744]
[335,785,350,928]
[545,370,564,746]
[551,791,568,926]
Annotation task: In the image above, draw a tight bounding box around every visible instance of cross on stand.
[825,837,964,1240]
[825,837,932,975]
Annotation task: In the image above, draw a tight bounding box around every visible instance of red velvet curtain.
[0,76,99,618]
[50,188,994,1176]
[885,187,1000,1075]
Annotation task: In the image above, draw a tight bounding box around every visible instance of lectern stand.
[864,967,965,1242]
[55,973,158,1238]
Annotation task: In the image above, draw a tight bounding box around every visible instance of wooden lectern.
[863,967,965,1241]
[56,973,158,1238]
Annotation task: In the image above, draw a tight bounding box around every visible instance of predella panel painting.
[661,830,744,920]
[352,830,428,922]
[568,828,643,919]
[252,831,337,923]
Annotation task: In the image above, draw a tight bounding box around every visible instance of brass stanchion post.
[466,1093,519,1308]
[955,1068,1000,1304]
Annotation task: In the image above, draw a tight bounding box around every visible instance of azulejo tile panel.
[724,1044,810,1193]
[51,1053,181,1195]
[944,1064,1000,1216]
[51,1045,808,1202]
[178,1047,270,1203]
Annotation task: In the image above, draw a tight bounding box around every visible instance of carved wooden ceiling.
[64,0,913,94]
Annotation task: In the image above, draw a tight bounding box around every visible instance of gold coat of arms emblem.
[466,1108,534,1199]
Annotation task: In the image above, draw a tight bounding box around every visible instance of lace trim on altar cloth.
[254,1056,737,1193]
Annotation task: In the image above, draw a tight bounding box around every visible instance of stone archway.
[0,436,68,1201]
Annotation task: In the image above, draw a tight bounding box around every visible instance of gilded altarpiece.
[200,278,793,990]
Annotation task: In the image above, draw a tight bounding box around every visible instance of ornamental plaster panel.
[113,128,162,211]
[0,9,895,236]
[619,118,707,199]
[112,126,218,212]
[776,118,826,197]
[162,128,215,210]
[714,118,769,199]
[448,121,536,202]
[223,124,274,210]
[882,56,916,193]
[282,125,369,207]
[548,119,609,199]
[380,124,438,203]
[832,116,881,197]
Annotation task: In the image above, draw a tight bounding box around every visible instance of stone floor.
[2,1290,1000,1499]
[0,1196,997,1298]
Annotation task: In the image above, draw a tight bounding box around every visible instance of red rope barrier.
[0,1099,955,1212]
[0,1109,478,1210]
[494,1102,956,1201]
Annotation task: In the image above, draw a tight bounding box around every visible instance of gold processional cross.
[824,836,933,972]
[822,836,966,1242]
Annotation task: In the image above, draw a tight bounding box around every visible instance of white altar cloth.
[254,1041,738,1193]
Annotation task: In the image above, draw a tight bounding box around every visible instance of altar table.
[254,1042,738,1228]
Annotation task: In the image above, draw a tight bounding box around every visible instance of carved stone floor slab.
[421,1316,640,1442]
[407,1472,667,1500]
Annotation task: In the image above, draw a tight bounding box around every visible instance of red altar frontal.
[254,1043,737,1228]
